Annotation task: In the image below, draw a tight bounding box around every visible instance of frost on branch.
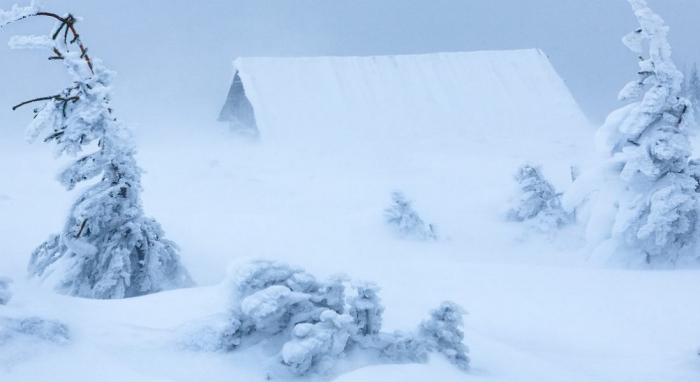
[189,260,469,378]
[564,0,700,266]
[507,163,570,231]
[3,8,192,298]
[384,191,437,240]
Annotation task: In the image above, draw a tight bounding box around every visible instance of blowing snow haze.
[3,1,700,381]
[1,0,700,141]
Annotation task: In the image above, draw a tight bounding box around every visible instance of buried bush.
[191,259,468,377]
[0,316,70,346]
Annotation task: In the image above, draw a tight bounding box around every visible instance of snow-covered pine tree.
[419,301,470,371]
[0,4,192,298]
[507,163,570,230]
[564,0,699,266]
[348,281,384,344]
[688,63,700,115]
[384,191,437,240]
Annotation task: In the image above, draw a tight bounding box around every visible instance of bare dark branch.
[12,95,57,111]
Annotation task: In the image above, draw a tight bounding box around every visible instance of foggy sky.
[1,0,699,144]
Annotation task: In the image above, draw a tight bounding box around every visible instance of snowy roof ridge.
[221,48,589,144]
[231,48,547,67]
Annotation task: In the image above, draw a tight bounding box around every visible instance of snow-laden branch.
[1,2,94,73]
[8,34,54,50]
[628,0,649,12]
[0,1,40,28]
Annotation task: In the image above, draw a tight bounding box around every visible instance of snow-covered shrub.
[384,191,436,240]
[354,300,468,368]
[0,316,70,366]
[195,260,468,378]
[281,310,355,376]
[315,274,348,314]
[230,259,321,299]
[212,260,350,354]
[241,285,315,335]
[0,4,192,297]
[213,261,354,375]
[0,317,70,346]
[375,330,430,364]
[216,309,250,351]
[507,163,570,231]
[420,301,470,371]
[176,313,243,352]
[348,281,384,343]
[563,0,700,266]
[0,277,12,305]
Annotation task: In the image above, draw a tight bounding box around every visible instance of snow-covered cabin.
[218,49,589,143]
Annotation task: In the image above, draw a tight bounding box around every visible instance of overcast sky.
[1,0,699,142]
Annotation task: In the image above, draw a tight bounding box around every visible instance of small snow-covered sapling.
[384,191,437,240]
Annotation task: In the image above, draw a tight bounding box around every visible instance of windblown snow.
[1,47,700,382]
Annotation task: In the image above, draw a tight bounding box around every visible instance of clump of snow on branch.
[185,259,469,378]
[564,0,699,266]
[0,277,12,305]
[281,310,355,376]
[507,163,570,231]
[0,2,40,28]
[8,35,54,50]
[5,9,193,298]
[385,191,437,240]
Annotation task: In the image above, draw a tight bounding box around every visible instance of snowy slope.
[2,47,700,381]
[3,260,700,382]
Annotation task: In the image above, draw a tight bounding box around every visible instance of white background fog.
[1,0,700,144]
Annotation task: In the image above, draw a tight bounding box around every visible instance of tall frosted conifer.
[1,3,192,298]
[565,0,699,266]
